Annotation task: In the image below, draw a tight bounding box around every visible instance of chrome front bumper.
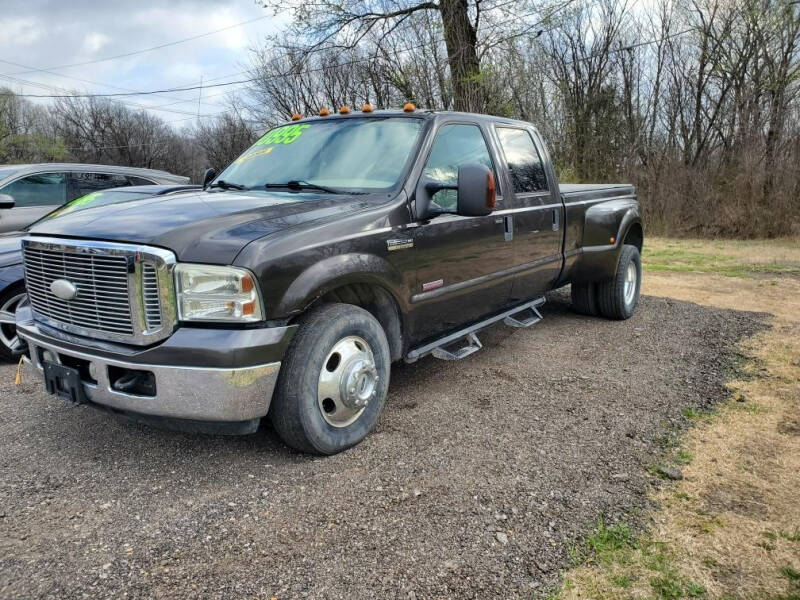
[19,329,281,423]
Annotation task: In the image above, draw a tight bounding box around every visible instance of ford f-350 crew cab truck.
[16,108,643,454]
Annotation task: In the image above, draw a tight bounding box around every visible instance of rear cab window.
[495,127,549,196]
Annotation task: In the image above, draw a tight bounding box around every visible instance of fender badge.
[387,238,413,251]
[422,279,444,292]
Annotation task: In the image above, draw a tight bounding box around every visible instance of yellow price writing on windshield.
[255,124,310,146]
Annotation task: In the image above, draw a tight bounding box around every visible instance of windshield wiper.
[264,180,349,194]
[209,180,247,190]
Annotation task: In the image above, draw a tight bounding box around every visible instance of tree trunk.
[439,0,482,111]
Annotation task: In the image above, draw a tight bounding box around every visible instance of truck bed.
[559,183,635,200]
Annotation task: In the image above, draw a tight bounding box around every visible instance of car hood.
[26,189,372,263]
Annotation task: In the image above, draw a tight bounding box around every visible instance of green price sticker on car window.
[255,123,310,146]
[71,192,102,206]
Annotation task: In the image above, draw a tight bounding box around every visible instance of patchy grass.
[553,237,800,600]
[643,237,800,278]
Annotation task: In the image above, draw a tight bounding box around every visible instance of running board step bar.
[405,296,545,363]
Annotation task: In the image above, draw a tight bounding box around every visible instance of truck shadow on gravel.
[0,290,767,600]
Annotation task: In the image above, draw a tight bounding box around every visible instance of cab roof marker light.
[403,102,416,112]
[319,107,330,116]
[338,106,351,114]
[362,103,374,113]
[291,113,302,121]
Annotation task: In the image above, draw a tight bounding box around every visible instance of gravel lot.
[0,290,763,600]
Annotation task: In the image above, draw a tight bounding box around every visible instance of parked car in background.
[0,232,26,360]
[0,184,199,360]
[0,164,190,233]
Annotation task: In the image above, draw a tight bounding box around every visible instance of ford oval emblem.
[50,279,78,301]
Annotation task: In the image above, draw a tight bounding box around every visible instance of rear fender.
[571,203,641,282]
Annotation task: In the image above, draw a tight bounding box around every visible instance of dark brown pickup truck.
[16,108,643,454]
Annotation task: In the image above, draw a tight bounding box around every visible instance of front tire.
[270,303,391,454]
[597,244,642,320]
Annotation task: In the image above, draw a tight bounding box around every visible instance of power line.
[0,58,225,110]
[0,72,221,118]
[8,14,271,75]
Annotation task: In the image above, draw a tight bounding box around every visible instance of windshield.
[216,117,423,193]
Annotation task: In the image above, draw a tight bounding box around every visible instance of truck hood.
[26,189,371,263]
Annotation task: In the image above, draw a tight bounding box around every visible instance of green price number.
[256,123,310,146]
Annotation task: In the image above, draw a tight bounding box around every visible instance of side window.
[423,124,494,213]
[69,172,131,200]
[0,173,68,207]
[496,127,549,194]
[128,176,155,186]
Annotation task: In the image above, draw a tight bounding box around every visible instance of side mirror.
[202,168,216,189]
[456,163,496,217]
[0,194,15,209]
[415,163,496,220]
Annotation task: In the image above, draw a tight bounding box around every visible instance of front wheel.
[0,284,27,362]
[597,244,642,320]
[270,303,391,454]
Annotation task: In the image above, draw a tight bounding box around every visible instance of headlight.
[174,264,263,323]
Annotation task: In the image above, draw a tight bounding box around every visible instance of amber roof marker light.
[291,113,302,121]
[362,103,374,113]
[319,107,330,116]
[338,106,351,114]
[403,102,416,112]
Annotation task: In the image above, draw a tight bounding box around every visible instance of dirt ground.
[0,276,763,599]
[558,237,800,600]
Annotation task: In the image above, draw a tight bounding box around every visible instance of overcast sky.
[0,0,285,126]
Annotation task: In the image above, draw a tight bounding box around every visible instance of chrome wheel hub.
[318,335,378,427]
[623,262,638,307]
[0,292,26,356]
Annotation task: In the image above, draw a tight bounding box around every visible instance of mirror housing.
[0,194,14,209]
[415,163,496,220]
[456,163,496,217]
[202,168,216,189]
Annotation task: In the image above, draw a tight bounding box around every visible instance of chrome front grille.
[24,246,134,336]
[142,263,162,330]
[22,237,177,345]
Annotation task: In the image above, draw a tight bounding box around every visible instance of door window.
[69,172,131,200]
[423,124,494,212]
[128,176,156,186]
[0,173,68,206]
[496,127,549,194]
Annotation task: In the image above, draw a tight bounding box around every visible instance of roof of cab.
[0,163,189,184]
[287,109,536,129]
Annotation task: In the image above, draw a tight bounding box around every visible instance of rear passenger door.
[493,126,563,299]
[68,172,132,201]
[409,122,514,342]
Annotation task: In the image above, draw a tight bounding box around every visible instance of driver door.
[409,122,513,343]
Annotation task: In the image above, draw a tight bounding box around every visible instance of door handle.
[503,215,513,242]
[552,208,560,231]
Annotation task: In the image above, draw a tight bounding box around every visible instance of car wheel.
[570,281,598,316]
[270,303,391,455]
[0,284,27,361]
[597,244,642,320]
